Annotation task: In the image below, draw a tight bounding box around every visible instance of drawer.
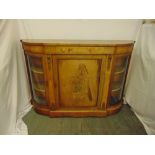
[54,46,115,54]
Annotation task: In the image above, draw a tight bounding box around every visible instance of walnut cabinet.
[21,40,134,117]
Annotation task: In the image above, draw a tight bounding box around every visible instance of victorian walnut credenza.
[21,40,134,117]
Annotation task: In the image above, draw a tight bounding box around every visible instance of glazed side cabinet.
[21,40,134,117]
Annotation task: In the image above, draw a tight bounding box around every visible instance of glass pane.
[34,90,47,105]
[110,90,121,105]
[29,56,43,70]
[109,56,129,106]
[115,57,127,72]
[27,55,47,105]
[31,71,45,90]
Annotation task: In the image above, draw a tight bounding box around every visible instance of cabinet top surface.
[21,39,134,46]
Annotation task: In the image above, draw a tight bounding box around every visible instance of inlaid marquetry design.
[71,64,92,102]
[57,58,100,108]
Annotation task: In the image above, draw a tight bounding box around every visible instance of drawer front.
[54,46,115,54]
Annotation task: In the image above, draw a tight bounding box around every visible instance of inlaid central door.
[52,55,105,109]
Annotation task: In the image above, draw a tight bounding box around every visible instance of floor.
[23,104,146,135]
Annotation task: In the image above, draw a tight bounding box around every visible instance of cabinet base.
[33,102,123,117]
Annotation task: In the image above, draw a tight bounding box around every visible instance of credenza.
[21,40,134,117]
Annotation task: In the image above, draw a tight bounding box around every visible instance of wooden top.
[21,39,134,47]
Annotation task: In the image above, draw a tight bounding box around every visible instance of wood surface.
[21,39,134,46]
[21,40,134,117]
[53,55,102,108]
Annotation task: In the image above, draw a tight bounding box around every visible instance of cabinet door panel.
[53,56,103,108]
[109,55,129,105]
[27,55,47,105]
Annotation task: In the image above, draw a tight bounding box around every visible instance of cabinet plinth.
[21,39,134,117]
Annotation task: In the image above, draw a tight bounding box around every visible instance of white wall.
[19,19,142,40]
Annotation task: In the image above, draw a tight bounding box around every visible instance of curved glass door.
[109,56,129,106]
[27,55,47,105]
